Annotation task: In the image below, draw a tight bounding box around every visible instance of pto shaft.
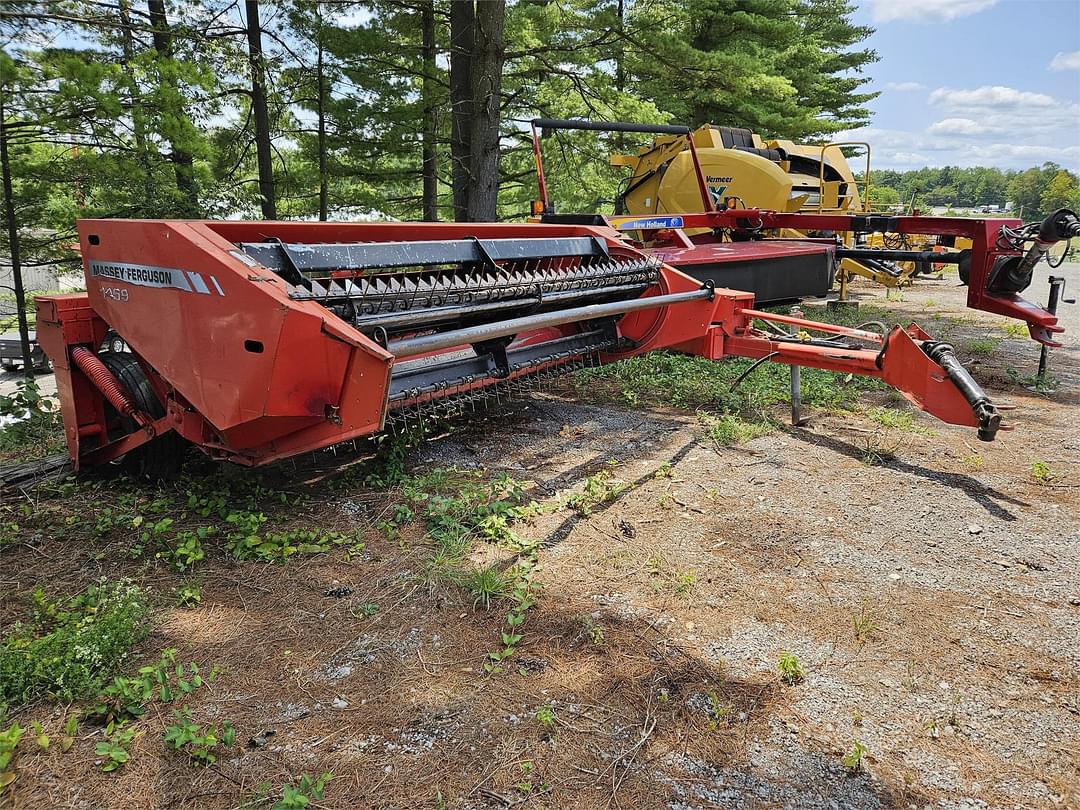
[923,342,1001,441]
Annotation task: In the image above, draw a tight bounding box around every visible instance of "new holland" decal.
[609,215,685,231]
[90,261,224,296]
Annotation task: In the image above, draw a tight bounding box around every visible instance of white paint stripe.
[186,271,211,295]
[209,276,225,296]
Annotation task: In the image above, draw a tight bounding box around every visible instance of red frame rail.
[625,210,1064,347]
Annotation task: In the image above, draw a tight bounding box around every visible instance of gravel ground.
[400,267,1080,809]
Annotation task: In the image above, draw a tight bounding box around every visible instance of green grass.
[852,602,880,644]
[1006,368,1059,394]
[867,406,930,434]
[573,304,891,416]
[574,351,885,414]
[464,565,509,610]
[701,412,774,445]
[0,378,65,463]
[564,468,625,515]
[965,336,1002,356]
[0,579,150,714]
[778,652,806,685]
[842,740,870,772]
[394,469,530,588]
[1031,461,1054,484]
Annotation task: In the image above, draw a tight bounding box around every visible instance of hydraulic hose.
[1012,208,1080,285]
[922,342,1001,442]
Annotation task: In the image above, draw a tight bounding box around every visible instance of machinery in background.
[532,119,956,298]
[530,119,836,305]
[529,119,1073,344]
[0,331,50,372]
[609,123,866,217]
[605,120,942,296]
[36,214,1034,476]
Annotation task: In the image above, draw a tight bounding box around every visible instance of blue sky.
[840,0,1080,171]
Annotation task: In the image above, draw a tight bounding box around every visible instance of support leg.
[790,365,807,427]
[1038,276,1068,378]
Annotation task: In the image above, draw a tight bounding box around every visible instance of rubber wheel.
[957,249,971,286]
[98,351,185,480]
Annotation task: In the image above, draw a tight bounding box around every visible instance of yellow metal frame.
[816,141,871,214]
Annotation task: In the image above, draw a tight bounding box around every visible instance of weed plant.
[0,580,149,714]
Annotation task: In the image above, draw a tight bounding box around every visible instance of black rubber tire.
[957,249,971,286]
[98,351,185,480]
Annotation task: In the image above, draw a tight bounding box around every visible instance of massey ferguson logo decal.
[90,260,224,296]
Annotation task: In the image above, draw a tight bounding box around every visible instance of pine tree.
[775,0,878,136]
[625,0,876,138]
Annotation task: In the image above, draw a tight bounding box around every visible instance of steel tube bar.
[387,287,712,358]
[531,118,691,136]
[834,248,963,264]
[790,365,805,426]
[354,282,651,332]
[1038,276,1065,377]
[740,308,885,343]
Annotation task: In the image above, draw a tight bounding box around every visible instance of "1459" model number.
[100,286,129,301]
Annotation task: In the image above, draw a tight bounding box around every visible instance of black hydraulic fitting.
[923,341,1002,442]
[1038,208,1080,241]
[990,208,1080,294]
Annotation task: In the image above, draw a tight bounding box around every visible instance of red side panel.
[74,220,393,460]
[34,294,111,468]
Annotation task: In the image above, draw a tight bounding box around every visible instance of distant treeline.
[866,163,1080,219]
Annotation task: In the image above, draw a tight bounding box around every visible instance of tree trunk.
[118,0,153,211]
[146,0,199,216]
[316,6,328,222]
[245,0,276,219]
[449,0,474,222]
[0,96,34,377]
[421,0,438,222]
[464,0,505,222]
[615,0,626,94]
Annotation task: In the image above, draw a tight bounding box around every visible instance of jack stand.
[1038,275,1074,378]
[829,268,859,310]
[790,304,809,426]
[790,364,808,426]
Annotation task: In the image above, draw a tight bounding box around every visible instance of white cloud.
[837,127,953,153]
[924,85,1080,142]
[833,126,1080,172]
[929,85,1057,110]
[928,117,989,135]
[887,151,932,166]
[865,0,997,23]
[1049,51,1080,72]
[884,81,925,92]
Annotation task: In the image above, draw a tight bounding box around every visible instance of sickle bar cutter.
[35,218,1006,471]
